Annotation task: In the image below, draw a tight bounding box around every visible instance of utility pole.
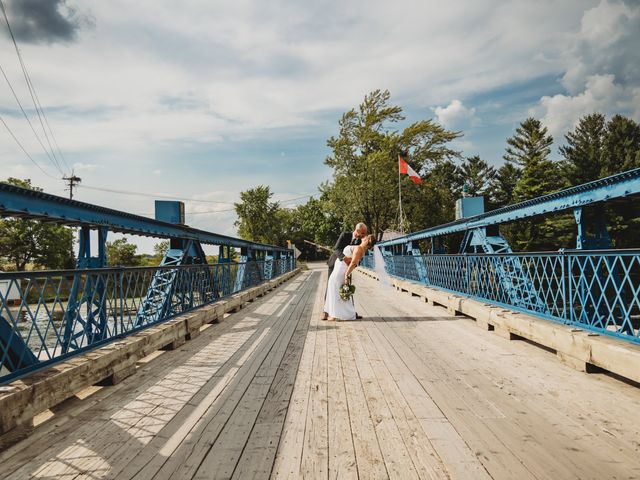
[63,172,81,200]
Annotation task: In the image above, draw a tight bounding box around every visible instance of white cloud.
[434,100,476,129]
[534,0,640,137]
[2,0,639,246]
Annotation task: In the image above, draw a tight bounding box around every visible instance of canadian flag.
[398,155,423,184]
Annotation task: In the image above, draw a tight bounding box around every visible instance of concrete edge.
[356,267,640,385]
[0,268,302,438]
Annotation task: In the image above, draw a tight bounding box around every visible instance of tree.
[503,119,569,250]
[234,186,281,244]
[0,178,75,271]
[106,238,140,266]
[456,155,496,197]
[601,115,640,247]
[294,196,342,247]
[489,163,521,209]
[601,114,640,176]
[404,159,461,231]
[153,241,169,258]
[559,113,606,186]
[323,89,461,239]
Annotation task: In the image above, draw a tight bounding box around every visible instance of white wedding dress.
[324,245,357,321]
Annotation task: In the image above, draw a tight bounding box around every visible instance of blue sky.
[1,0,639,252]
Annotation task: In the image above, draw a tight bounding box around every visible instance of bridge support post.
[136,238,208,328]
[217,245,233,299]
[63,226,109,353]
[407,242,428,284]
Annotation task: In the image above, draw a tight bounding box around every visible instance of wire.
[0,114,60,179]
[133,194,315,217]
[0,60,63,174]
[77,184,237,204]
[0,0,68,175]
[79,184,314,206]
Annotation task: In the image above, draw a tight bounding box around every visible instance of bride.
[323,234,376,321]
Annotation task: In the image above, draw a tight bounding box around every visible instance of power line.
[134,194,315,217]
[0,0,68,175]
[77,184,237,204]
[0,60,62,175]
[0,114,59,179]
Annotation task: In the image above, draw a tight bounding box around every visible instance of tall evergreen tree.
[504,117,553,169]
[489,163,521,209]
[601,115,640,247]
[601,114,640,176]
[456,155,496,197]
[559,113,606,185]
[502,118,569,250]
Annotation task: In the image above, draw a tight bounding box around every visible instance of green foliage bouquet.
[339,283,356,301]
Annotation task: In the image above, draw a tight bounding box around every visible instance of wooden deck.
[2,263,640,479]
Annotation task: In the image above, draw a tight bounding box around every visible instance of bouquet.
[339,283,356,301]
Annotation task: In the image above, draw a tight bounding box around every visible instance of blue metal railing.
[362,250,640,344]
[0,258,295,383]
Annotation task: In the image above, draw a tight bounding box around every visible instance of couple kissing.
[322,223,376,321]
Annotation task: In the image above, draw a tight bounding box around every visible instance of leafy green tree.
[294,197,342,247]
[234,185,282,244]
[153,241,169,260]
[323,89,461,239]
[0,178,75,271]
[106,238,140,266]
[559,113,606,185]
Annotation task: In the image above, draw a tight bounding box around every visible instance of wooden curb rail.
[357,267,640,385]
[0,268,301,445]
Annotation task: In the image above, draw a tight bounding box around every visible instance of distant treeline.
[234,91,640,254]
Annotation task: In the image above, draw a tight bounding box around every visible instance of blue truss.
[0,188,294,379]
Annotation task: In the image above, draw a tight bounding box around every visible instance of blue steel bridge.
[1,169,640,479]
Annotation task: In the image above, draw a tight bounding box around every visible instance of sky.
[0,0,639,253]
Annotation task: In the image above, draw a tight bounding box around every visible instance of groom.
[321,222,368,320]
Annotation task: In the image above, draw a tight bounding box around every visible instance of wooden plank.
[354,278,536,479]
[300,282,329,479]
[195,273,317,479]
[232,271,320,479]
[335,317,388,480]
[344,322,420,480]
[325,311,358,480]
[351,319,449,480]
[271,270,324,479]
[148,274,312,479]
[114,274,311,480]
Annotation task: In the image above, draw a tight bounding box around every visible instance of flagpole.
[398,155,403,234]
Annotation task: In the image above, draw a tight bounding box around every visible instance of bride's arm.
[343,246,364,281]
